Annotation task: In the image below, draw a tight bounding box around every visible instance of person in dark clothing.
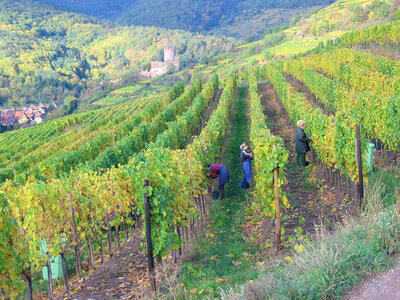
[240,143,254,189]
[208,164,230,199]
[295,120,311,169]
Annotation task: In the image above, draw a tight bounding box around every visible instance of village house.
[0,102,49,130]
[14,111,28,124]
[0,113,15,126]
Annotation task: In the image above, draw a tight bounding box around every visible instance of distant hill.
[230,0,400,60]
[36,0,335,34]
[0,0,237,108]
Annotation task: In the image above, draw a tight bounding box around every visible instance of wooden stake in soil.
[46,254,54,300]
[177,226,183,256]
[115,225,121,252]
[123,216,129,241]
[68,194,83,278]
[97,220,104,264]
[105,210,113,257]
[144,179,156,295]
[355,123,364,210]
[87,237,95,268]
[273,146,281,251]
[60,253,69,295]
[25,268,33,300]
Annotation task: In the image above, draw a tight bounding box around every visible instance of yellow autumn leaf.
[294,244,304,253]
[284,256,293,263]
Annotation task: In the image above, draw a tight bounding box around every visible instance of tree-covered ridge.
[38,0,335,32]
[0,0,237,108]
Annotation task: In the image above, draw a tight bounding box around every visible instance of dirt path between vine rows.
[345,257,400,300]
[189,86,223,143]
[257,83,345,237]
[177,86,263,298]
[61,230,151,300]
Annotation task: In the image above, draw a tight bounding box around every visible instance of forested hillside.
[0,0,236,108]
[38,0,334,33]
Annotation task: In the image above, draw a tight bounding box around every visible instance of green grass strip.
[180,87,260,297]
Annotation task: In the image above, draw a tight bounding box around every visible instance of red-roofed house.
[0,113,15,126]
[14,111,28,124]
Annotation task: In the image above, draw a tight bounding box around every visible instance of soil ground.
[190,87,223,142]
[60,230,151,300]
[241,83,348,255]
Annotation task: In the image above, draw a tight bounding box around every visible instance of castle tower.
[164,46,176,62]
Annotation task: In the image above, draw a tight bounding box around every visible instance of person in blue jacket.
[240,143,254,189]
[208,164,230,199]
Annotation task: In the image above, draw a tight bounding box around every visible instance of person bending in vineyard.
[240,143,254,189]
[207,164,230,199]
[295,120,311,169]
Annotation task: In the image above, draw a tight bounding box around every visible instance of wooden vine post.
[68,193,83,278]
[46,253,54,300]
[24,268,33,300]
[273,145,281,251]
[144,179,156,296]
[355,123,364,211]
[60,253,69,295]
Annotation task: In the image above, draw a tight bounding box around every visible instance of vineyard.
[2,1,400,299]
[0,60,297,297]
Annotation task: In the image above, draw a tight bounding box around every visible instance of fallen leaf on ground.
[256,261,265,267]
[284,256,293,263]
[210,255,218,261]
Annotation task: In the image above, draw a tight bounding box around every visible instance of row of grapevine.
[256,63,367,181]
[338,21,400,47]
[29,94,159,157]
[246,70,289,217]
[153,75,219,150]
[0,109,98,162]
[284,59,400,151]
[0,93,149,159]
[85,79,203,171]
[0,198,28,298]
[130,73,237,257]
[0,74,236,297]
[0,94,158,170]
[302,52,400,97]
[317,48,400,77]
[1,81,193,183]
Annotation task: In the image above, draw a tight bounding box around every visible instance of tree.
[63,96,78,115]
[200,56,209,65]
[351,4,367,22]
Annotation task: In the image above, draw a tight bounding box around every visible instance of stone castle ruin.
[140,46,180,78]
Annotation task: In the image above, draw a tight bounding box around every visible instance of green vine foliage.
[257,63,368,182]
[0,74,237,294]
[247,70,289,217]
[0,197,28,298]
[285,56,400,152]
